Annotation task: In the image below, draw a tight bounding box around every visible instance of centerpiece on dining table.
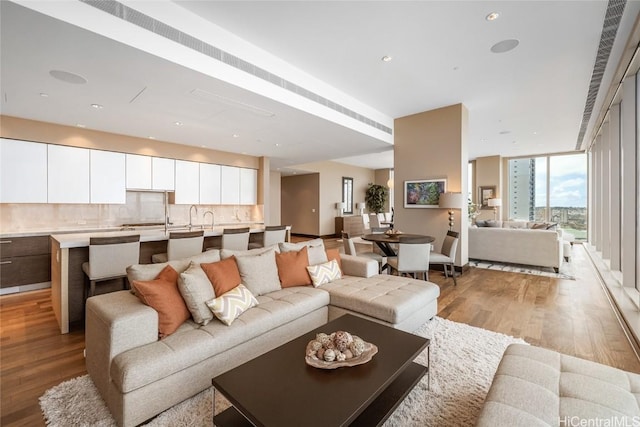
[384,229,404,237]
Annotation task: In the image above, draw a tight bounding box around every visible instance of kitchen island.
[50,224,282,333]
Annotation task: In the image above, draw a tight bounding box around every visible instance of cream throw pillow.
[206,284,258,326]
[178,261,215,325]
[279,238,328,265]
[306,259,342,287]
[232,247,281,296]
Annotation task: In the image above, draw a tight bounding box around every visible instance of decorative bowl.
[304,332,378,369]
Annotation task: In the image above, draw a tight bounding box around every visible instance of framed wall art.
[404,179,447,208]
[479,186,496,209]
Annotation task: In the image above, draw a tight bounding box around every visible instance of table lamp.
[488,198,502,220]
[438,192,463,230]
[336,202,346,217]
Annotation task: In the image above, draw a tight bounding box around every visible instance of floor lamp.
[488,198,502,220]
[438,192,463,230]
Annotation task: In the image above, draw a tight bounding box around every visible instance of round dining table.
[361,233,435,257]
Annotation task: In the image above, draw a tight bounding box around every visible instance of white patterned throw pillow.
[306,259,342,287]
[205,284,258,326]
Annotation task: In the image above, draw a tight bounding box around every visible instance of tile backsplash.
[0,191,263,233]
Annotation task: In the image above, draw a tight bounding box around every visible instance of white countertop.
[49,224,274,249]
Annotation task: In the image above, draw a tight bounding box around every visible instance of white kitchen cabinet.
[199,163,221,205]
[173,160,200,204]
[48,145,90,203]
[126,154,152,189]
[240,168,257,205]
[220,165,240,205]
[0,138,48,203]
[90,150,126,204]
[152,157,175,191]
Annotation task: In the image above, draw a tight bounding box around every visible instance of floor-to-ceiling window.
[507,153,587,240]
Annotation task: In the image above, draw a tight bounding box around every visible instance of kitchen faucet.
[189,205,198,229]
[203,210,214,230]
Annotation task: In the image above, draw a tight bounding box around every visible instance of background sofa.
[85,243,440,426]
[468,221,563,271]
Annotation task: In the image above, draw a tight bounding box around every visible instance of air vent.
[576,0,626,149]
[79,0,392,135]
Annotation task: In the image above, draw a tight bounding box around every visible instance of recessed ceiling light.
[491,39,519,54]
[49,69,87,84]
[200,145,206,148]
[381,55,393,62]
[90,103,103,109]
[174,121,183,126]
[233,134,240,138]
[76,124,86,128]
[486,12,500,21]
[499,130,511,135]
[532,131,538,135]
[148,136,155,140]
[275,143,280,147]
[39,93,49,98]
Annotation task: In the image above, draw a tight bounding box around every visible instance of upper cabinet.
[125,155,175,192]
[90,150,126,204]
[48,145,90,203]
[220,165,241,205]
[152,157,175,191]
[173,160,200,204]
[199,163,221,205]
[240,168,258,205]
[126,154,152,189]
[0,138,48,203]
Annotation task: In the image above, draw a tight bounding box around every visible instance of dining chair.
[248,225,287,249]
[342,232,387,273]
[386,235,431,280]
[368,213,381,228]
[430,231,459,285]
[222,227,250,251]
[82,234,140,298]
[151,230,204,263]
[361,213,371,232]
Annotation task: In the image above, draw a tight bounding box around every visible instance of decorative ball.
[316,348,325,360]
[306,347,317,357]
[323,348,336,362]
[336,351,346,362]
[324,340,336,350]
[309,340,322,351]
[343,349,353,359]
[334,331,353,351]
[316,333,328,342]
[350,337,366,357]
[317,334,332,347]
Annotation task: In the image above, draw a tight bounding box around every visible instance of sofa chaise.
[85,241,440,426]
[478,343,640,426]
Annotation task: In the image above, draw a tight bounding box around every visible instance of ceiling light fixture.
[491,39,519,54]
[91,103,103,109]
[174,121,183,126]
[49,69,87,85]
[381,55,393,62]
[148,136,155,140]
[76,124,86,128]
[39,93,49,98]
[486,12,500,21]
[232,134,240,138]
[275,143,280,147]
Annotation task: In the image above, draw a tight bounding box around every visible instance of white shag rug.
[469,258,575,280]
[40,317,526,427]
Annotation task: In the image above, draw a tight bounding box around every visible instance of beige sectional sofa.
[468,220,563,271]
[85,243,440,426]
[478,344,640,426]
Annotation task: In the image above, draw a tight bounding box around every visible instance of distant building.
[508,159,536,220]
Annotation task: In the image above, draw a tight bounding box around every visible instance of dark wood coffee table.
[211,314,430,426]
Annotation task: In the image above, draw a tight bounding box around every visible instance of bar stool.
[221,227,250,251]
[248,225,287,249]
[82,234,140,298]
[151,230,204,263]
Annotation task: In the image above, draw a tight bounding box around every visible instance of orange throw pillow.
[275,246,312,287]
[132,265,190,338]
[201,257,242,297]
[325,248,342,271]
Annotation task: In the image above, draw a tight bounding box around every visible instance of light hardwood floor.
[1,240,639,426]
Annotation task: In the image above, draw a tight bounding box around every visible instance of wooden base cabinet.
[0,236,51,289]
